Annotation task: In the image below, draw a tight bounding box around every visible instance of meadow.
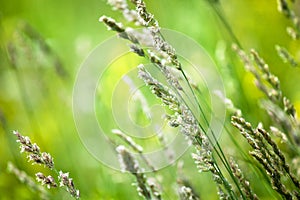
[1,0,300,199]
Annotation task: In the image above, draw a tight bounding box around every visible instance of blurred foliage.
[0,0,300,199]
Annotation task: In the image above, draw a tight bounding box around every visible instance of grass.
[1,0,300,199]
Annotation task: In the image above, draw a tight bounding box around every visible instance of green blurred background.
[1,0,300,199]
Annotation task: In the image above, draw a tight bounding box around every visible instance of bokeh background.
[1,0,300,199]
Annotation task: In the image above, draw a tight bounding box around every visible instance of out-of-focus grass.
[0,0,299,199]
